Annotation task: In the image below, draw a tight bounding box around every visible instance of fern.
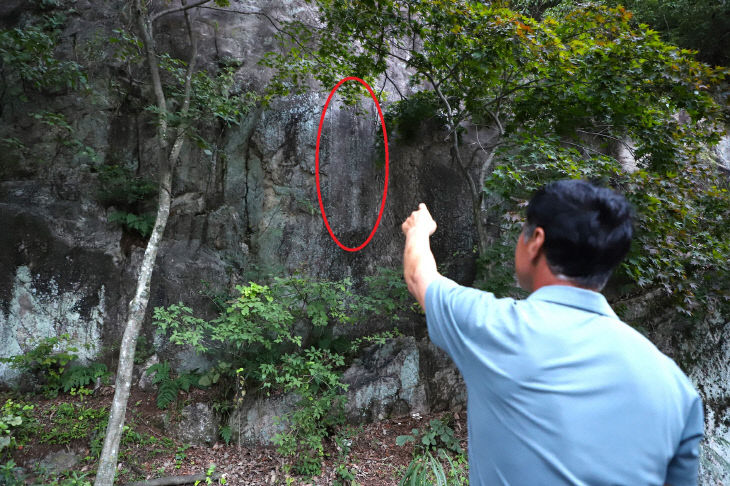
[219,425,232,445]
[108,210,155,238]
[156,380,179,409]
[175,372,199,393]
[147,362,172,385]
[146,361,201,409]
[61,363,109,392]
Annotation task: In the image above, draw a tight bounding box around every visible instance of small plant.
[96,164,157,208]
[60,362,110,393]
[0,460,23,486]
[40,403,108,446]
[194,464,226,485]
[94,164,158,238]
[145,361,201,409]
[52,471,93,486]
[134,335,155,365]
[262,347,348,477]
[174,444,191,469]
[398,449,469,486]
[219,425,232,445]
[0,334,78,396]
[396,418,463,455]
[332,426,360,486]
[108,211,156,238]
[396,417,468,486]
[0,400,36,457]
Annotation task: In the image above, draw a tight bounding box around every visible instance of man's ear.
[525,226,545,263]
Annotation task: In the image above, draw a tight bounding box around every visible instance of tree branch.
[425,71,479,200]
[151,0,210,23]
[575,129,636,157]
[124,472,222,486]
[485,109,504,136]
[167,0,199,169]
[136,0,169,147]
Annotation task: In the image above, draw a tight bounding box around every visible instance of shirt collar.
[527,285,618,319]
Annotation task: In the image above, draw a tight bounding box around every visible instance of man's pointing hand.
[402,203,437,238]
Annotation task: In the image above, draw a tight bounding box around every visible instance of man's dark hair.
[525,179,633,290]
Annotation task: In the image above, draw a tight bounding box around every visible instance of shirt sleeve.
[665,395,704,486]
[424,275,498,371]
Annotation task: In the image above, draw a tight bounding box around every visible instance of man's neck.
[529,258,598,293]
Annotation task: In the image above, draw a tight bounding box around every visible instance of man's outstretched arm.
[402,203,440,308]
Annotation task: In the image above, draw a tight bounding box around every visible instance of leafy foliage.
[0,334,78,397]
[602,0,730,67]
[262,347,348,476]
[484,132,730,321]
[96,164,158,208]
[153,269,415,476]
[40,402,108,446]
[94,164,158,237]
[108,210,156,238]
[0,400,37,457]
[0,460,23,486]
[0,335,112,398]
[110,28,257,136]
[396,417,468,486]
[60,362,109,393]
[145,361,202,410]
[396,417,463,455]
[383,91,444,143]
[398,450,469,486]
[0,17,87,99]
[267,0,729,342]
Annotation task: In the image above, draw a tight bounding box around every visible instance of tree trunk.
[94,169,172,485]
[94,1,200,484]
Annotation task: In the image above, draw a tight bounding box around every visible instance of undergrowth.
[153,268,414,477]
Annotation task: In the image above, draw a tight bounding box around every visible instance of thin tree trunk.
[94,169,173,486]
[94,2,199,484]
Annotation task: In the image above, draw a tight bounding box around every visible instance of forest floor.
[2,386,468,485]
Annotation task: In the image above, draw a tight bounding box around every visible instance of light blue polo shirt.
[425,276,703,486]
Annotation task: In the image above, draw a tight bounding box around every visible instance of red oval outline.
[315,76,389,252]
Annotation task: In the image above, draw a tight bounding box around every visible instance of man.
[401,179,703,485]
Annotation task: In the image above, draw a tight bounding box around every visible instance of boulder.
[38,450,81,476]
[227,392,300,446]
[137,354,159,392]
[167,402,219,446]
[342,336,456,423]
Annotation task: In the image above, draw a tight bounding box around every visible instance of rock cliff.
[0,1,729,483]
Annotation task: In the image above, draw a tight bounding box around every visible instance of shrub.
[153,269,415,476]
[396,417,468,486]
[0,334,78,396]
[0,334,109,397]
[0,400,37,457]
[145,361,201,410]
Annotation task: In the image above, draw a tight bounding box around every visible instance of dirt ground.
[3,386,467,485]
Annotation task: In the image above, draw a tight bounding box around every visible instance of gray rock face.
[38,450,82,476]
[167,402,219,446]
[137,354,159,392]
[343,336,429,423]
[0,183,118,386]
[228,392,300,446]
[342,336,465,423]
[714,131,730,172]
[0,0,475,381]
